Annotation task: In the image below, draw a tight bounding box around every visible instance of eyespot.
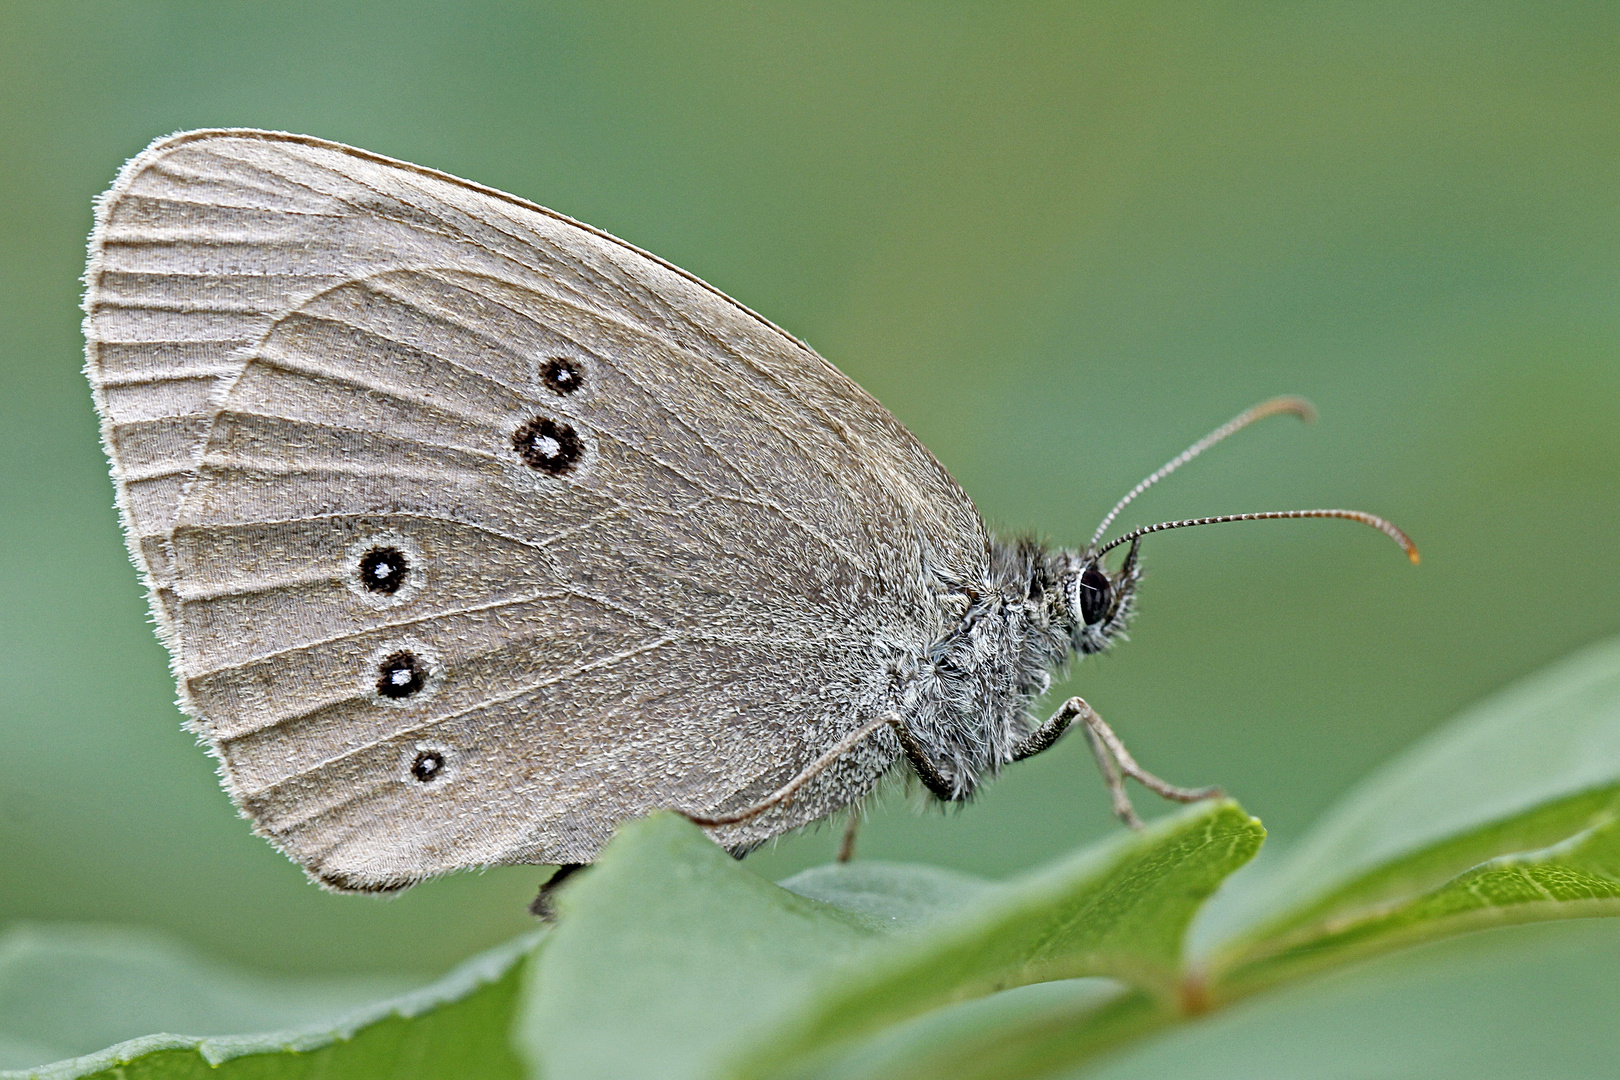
[1077,564,1112,626]
[540,357,584,396]
[400,742,456,786]
[357,545,409,595]
[376,650,429,699]
[345,534,424,605]
[410,749,446,782]
[512,416,584,475]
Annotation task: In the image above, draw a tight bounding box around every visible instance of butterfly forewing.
[85,130,989,890]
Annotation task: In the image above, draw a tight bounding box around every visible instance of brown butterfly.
[84,130,1415,899]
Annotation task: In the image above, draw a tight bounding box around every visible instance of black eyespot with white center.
[357,545,409,595]
[1077,564,1112,626]
[410,749,446,782]
[345,535,424,606]
[376,650,428,699]
[540,357,584,396]
[512,416,583,474]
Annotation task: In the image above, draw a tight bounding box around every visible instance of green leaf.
[0,929,537,1080]
[1204,634,1620,997]
[1219,806,1620,996]
[519,801,1262,1080]
[786,981,1157,1080]
[735,801,1259,1079]
[1079,918,1620,1080]
[776,861,997,933]
[519,813,891,1080]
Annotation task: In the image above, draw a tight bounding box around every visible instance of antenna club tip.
[1407,546,1422,565]
[1269,395,1317,423]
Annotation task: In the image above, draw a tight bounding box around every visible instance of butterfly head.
[1057,542,1142,656]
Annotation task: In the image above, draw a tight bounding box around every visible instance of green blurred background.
[2,0,1617,1017]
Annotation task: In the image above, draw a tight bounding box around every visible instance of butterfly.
[84,130,1415,897]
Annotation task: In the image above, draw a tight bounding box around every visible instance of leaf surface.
[1204,635,1620,996]
[520,802,1262,1080]
[0,930,535,1080]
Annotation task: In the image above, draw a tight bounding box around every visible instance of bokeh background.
[2,0,1617,1053]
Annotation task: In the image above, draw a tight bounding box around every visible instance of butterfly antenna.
[1096,509,1420,564]
[1089,396,1317,548]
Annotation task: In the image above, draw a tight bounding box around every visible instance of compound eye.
[1077,564,1112,625]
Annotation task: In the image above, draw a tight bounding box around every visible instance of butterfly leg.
[686,713,904,828]
[1019,696,1222,830]
[1010,698,1081,761]
[836,809,862,863]
[890,720,960,801]
[529,862,586,922]
[1082,702,1223,807]
[1083,721,1142,829]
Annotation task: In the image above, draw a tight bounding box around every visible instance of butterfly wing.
[85,130,990,890]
